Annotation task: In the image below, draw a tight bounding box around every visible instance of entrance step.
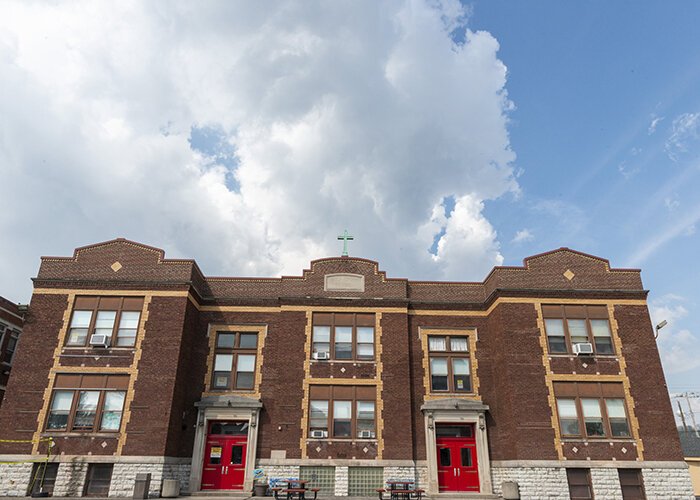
[191,491,251,498]
[432,494,500,499]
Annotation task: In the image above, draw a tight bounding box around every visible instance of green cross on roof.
[337,229,354,257]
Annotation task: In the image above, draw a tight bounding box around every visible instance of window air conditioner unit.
[310,430,328,439]
[358,430,374,439]
[573,342,594,355]
[313,351,330,360]
[89,334,111,348]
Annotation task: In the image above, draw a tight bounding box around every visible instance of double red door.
[436,424,479,492]
[201,424,247,490]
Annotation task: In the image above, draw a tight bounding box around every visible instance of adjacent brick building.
[0,238,694,498]
[0,295,23,406]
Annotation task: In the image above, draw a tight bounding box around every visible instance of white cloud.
[648,114,663,135]
[0,0,518,301]
[664,195,680,211]
[651,295,700,375]
[511,228,534,244]
[665,112,700,161]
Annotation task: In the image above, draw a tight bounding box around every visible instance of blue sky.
[0,1,698,414]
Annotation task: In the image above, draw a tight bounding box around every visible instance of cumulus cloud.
[651,295,700,374]
[0,0,518,300]
[511,229,534,244]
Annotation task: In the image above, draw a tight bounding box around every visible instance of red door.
[436,424,480,492]
[201,422,248,490]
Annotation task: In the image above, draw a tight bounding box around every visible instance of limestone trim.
[492,459,689,468]
[31,293,75,454]
[33,288,188,297]
[201,323,267,399]
[116,296,151,454]
[31,293,149,456]
[418,327,480,402]
[0,454,192,463]
[409,297,647,317]
[421,404,492,496]
[536,302,644,461]
[300,311,385,459]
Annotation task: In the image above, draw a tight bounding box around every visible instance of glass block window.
[300,466,335,497]
[348,467,384,496]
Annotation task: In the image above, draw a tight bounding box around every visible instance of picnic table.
[270,479,320,500]
[376,480,425,500]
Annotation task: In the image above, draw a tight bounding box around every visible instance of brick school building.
[0,238,694,498]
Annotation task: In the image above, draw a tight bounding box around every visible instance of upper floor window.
[212,331,258,391]
[46,374,128,432]
[312,313,375,361]
[308,385,376,439]
[428,335,471,393]
[554,382,631,439]
[66,297,143,348]
[1,323,20,365]
[542,305,614,355]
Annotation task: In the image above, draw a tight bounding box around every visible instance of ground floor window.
[28,462,59,495]
[348,467,384,496]
[300,466,335,497]
[84,464,114,497]
[619,469,646,499]
[566,468,593,500]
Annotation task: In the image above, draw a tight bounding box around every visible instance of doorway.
[435,423,479,492]
[201,421,249,490]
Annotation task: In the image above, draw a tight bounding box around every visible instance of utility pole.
[686,394,699,435]
[677,400,688,432]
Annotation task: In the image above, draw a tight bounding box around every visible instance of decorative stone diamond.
[621,447,627,454]
[582,363,588,368]
[363,447,369,454]
[316,446,321,453]
[572,446,578,453]
[340,367,346,373]
[563,269,575,280]
[111,261,123,272]
[101,441,107,448]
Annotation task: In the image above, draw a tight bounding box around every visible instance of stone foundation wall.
[492,465,694,500]
[491,466,569,499]
[333,466,348,496]
[0,463,33,496]
[642,467,695,499]
[53,461,89,497]
[108,463,191,498]
[590,467,623,499]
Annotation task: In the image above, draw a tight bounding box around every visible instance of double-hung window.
[5,329,19,364]
[308,385,376,439]
[211,331,258,391]
[46,374,128,432]
[554,382,631,439]
[312,313,375,361]
[543,305,614,355]
[428,335,471,393]
[66,297,143,348]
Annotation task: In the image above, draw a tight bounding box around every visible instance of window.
[84,464,113,497]
[554,382,631,439]
[543,304,614,355]
[566,468,593,500]
[46,374,128,432]
[428,335,472,393]
[308,385,376,439]
[312,313,375,361]
[28,463,59,496]
[211,331,258,391]
[5,330,19,364]
[66,297,143,347]
[619,469,646,499]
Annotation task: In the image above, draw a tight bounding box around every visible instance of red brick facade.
[0,239,688,497]
[0,295,23,407]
